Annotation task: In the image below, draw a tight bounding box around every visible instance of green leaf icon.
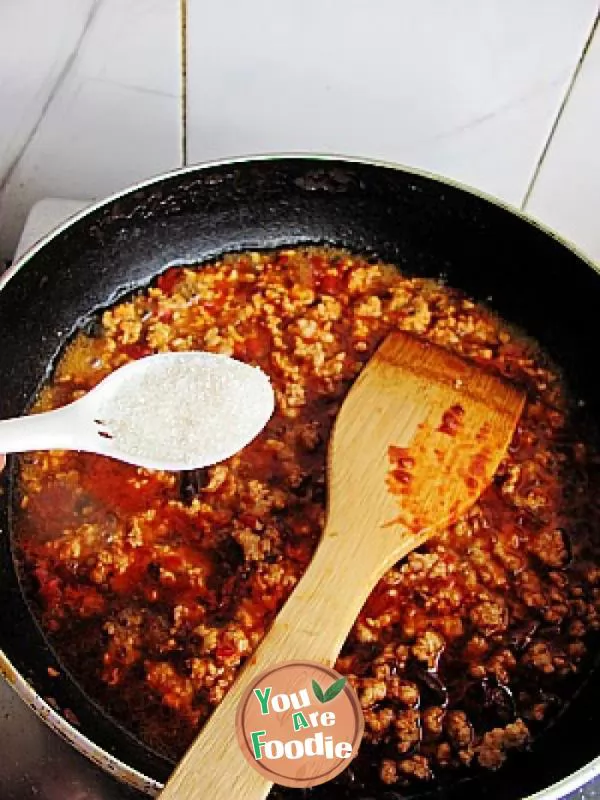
[312,679,325,703]
[323,677,347,702]
[312,677,347,703]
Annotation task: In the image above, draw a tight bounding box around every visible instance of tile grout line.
[180,0,188,167]
[521,12,599,211]
[0,0,103,198]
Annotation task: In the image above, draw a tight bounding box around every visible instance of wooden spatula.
[160,331,525,800]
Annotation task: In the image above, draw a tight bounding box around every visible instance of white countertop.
[0,3,599,266]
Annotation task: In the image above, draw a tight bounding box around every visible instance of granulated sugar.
[94,352,274,470]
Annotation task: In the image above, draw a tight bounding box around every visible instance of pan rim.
[2,152,600,800]
[1,152,599,292]
[0,650,161,795]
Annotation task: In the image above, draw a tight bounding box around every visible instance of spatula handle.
[160,527,426,800]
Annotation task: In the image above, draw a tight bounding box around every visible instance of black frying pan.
[1,156,600,800]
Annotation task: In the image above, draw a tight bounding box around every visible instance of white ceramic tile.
[0,0,182,260]
[186,0,597,209]
[0,0,97,186]
[525,20,600,265]
[14,198,90,262]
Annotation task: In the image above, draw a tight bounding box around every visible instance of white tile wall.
[0,0,181,260]
[185,0,598,209]
[0,1,599,266]
[13,198,89,262]
[525,20,600,264]
[0,0,97,186]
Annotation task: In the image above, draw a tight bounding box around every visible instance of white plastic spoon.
[0,352,275,471]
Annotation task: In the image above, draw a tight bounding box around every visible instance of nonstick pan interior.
[1,156,600,799]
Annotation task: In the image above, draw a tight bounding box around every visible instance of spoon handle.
[0,406,77,455]
[160,527,427,800]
